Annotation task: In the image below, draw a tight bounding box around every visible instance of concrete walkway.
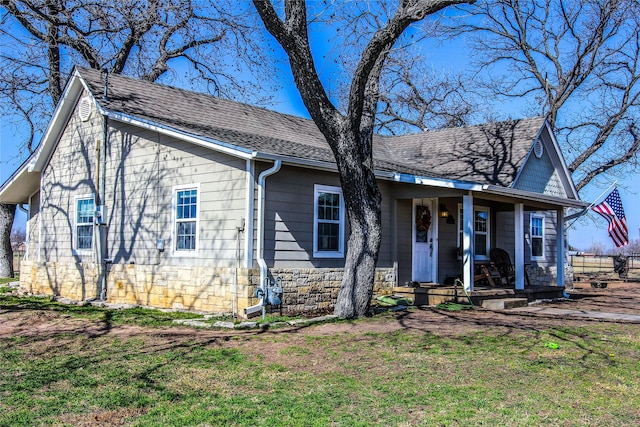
[506,306,640,322]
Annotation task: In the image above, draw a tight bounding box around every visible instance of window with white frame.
[76,196,95,252]
[530,214,545,259]
[174,185,199,253]
[314,184,344,258]
[458,205,490,259]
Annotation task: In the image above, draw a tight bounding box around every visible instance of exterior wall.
[514,134,566,198]
[106,121,248,267]
[25,190,40,261]
[21,260,101,301]
[19,259,395,316]
[39,93,102,265]
[437,197,461,283]
[36,90,248,271]
[268,267,396,313]
[495,211,515,260]
[396,199,413,285]
[524,210,559,286]
[262,164,342,269]
[495,208,559,286]
[262,165,395,269]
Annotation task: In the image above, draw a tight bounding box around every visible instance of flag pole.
[565,180,618,228]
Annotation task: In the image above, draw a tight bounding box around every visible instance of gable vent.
[533,139,544,158]
[78,96,92,122]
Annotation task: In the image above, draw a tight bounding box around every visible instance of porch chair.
[489,248,529,286]
[474,262,502,287]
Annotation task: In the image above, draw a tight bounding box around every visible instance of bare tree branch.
[441,0,640,191]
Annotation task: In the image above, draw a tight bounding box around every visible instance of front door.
[413,199,435,282]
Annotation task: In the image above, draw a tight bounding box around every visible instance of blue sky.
[1,3,638,251]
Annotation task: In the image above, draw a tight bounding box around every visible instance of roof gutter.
[379,170,586,208]
[482,184,587,208]
[382,171,485,191]
[98,109,256,160]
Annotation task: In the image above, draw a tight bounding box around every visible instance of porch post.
[556,208,565,288]
[514,203,525,290]
[462,194,474,292]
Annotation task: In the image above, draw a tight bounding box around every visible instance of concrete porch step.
[481,297,529,310]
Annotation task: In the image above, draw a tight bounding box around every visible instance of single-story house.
[0,66,585,316]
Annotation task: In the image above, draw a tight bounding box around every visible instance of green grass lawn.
[1,295,639,426]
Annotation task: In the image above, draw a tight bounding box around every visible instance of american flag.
[591,188,628,248]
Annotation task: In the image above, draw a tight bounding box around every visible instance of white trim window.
[474,207,490,259]
[173,184,200,255]
[313,184,345,258]
[458,205,491,260]
[530,213,545,260]
[75,195,95,253]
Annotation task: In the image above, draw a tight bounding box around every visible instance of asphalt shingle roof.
[78,67,543,188]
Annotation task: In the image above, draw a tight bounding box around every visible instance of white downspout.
[244,160,255,268]
[244,159,281,317]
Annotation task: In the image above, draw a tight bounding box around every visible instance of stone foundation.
[267,268,396,313]
[19,260,396,317]
[525,264,557,287]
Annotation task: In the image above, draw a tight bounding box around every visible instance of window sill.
[313,252,344,259]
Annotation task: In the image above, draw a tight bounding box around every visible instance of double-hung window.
[458,205,490,260]
[313,184,344,258]
[174,185,199,254]
[76,196,95,252]
[530,214,545,260]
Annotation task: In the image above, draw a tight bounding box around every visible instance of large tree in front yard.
[252,0,470,318]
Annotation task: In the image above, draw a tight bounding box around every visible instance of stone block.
[481,298,528,310]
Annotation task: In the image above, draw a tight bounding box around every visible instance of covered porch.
[392,187,585,299]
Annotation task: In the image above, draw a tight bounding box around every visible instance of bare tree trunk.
[334,164,382,319]
[0,204,16,278]
[333,135,383,318]
[252,0,468,318]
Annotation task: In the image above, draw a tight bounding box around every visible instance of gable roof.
[0,66,582,206]
[77,67,544,185]
[382,118,546,187]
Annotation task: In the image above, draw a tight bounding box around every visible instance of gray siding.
[495,211,515,261]
[514,137,566,197]
[105,122,248,267]
[38,90,248,269]
[26,190,40,261]
[396,199,412,285]
[262,165,394,269]
[437,198,460,283]
[40,93,102,264]
[525,210,558,266]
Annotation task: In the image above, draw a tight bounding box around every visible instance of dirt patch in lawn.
[1,281,639,342]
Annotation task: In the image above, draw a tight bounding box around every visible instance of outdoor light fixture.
[439,204,449,218]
